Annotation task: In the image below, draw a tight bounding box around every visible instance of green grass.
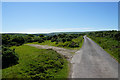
[27,40,56,46]
[88,36,119,62]
[2,45,69,79]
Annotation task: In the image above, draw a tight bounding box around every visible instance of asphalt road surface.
[71,36,118,78]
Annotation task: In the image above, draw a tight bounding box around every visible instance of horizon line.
[0,30,118,34]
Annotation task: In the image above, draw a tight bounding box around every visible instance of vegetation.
[27,36,84,49]
[88,30,120,62]
[56,36,84,49]
[2,33,84,49]
[2,46,19,69]
[2,32,84,79]
[2,31,120,79]
[2,45,68,79]
[30,33,84,49]
[2,34,24,46]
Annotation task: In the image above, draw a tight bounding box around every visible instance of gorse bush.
[11,36,25,46]
[49,34,84,48]
[57,41,79,48]
[50,34,81,43]
[2,33,84,48]
[38,38,44,43]
[2,46,19,69]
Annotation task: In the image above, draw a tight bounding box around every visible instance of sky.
[2,2,118,33]
[2,0,120,2]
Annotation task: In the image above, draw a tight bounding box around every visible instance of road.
[71,36,118,78]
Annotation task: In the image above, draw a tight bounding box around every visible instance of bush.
[24,35,33,43]
[2,46,19,69]
[38,38,44,43]
[57,41,79,48]
[39,34,44,37]
[2,34,11,46]
[68,41,79,48]
[33,36,40,42]
[51,38,57,42]
[11,36,25,46]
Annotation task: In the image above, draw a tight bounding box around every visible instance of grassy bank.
[2,45,69,79]
[88,36,119,62]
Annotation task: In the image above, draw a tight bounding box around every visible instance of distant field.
[2,45,69,79]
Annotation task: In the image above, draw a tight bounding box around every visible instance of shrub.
[39,34,44,37]
[57,41,79,48]
[62,38,66,43]
[24,36,33,43]
[38,38,44,43]
[2,46,19,69]
[33,36,40,42]
[11,36,25,46]
[2,34,11,46]
[51,38,57,42]
[68,41,79,48]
